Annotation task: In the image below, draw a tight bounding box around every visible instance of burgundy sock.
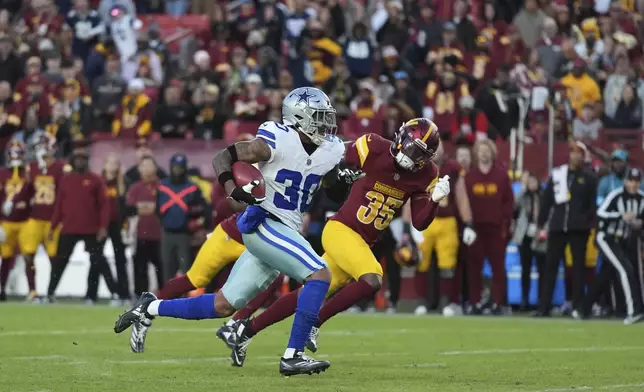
[233,275,283,321]
[317,280,374,327]
[248,289,299,337]
[0,257,15,294]
[25,260,36,292]
[414,271,429,299]
[157,275,196,300]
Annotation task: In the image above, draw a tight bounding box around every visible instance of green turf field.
[1,303,643,392]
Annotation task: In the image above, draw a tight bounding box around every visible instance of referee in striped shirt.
[583,168,644,324]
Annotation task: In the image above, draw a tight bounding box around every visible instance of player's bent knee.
[359,273,382,292]
[308,267,331,282]
[214,294,235,317]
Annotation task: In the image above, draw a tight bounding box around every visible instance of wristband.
[218,171,234,187]
[227,145,238,162]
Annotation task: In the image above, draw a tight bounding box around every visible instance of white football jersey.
[256,121,344,231]
[110,15,137,60]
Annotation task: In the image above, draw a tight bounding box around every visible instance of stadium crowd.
[1,0,644,322]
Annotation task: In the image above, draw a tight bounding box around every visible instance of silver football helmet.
[282,87,337,145]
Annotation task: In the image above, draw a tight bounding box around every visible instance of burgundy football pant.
[468,225,507,305]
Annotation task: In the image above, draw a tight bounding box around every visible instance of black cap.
[626,168,642,181]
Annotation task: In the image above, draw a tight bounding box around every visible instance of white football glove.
[0,225,5,243]
[431,175,450,202]
[462,225,477,246]
[2,200,13,217]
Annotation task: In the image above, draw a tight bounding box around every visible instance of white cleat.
[414,305,428,316]
[305,326,319,353]
[442,303,463,317]
[624,313,644,325]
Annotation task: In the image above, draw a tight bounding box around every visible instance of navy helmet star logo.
[295,89,314,105]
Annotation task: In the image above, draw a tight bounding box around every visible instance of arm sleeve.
[97,179,110,230]
[597,190,621,219]
[410,193,439,231]
[537,177,554,228]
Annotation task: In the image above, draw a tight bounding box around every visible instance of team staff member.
[0,141,30,301]
[583,168,644,324]
[86,154,129,303]
[417,143,476,316]
[156,154,205,283]
[536,141,597,317]
[126,156,163,296]
[46,144,120,303]
[464,139,514,315]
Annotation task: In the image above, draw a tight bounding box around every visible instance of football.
[232,161,266,198]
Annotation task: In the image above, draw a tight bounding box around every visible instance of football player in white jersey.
[114,87,347,376]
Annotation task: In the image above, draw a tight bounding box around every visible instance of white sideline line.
[440,346,644,356]
[536,382,644,392]
[401,362,446,368]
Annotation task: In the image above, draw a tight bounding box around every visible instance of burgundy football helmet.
[5,139,26,168]
[390,118,440,171]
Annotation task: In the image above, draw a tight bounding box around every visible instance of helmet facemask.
[392,125,436,172]
[299,107,337,145]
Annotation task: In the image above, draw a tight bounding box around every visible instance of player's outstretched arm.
[212,139,272,195]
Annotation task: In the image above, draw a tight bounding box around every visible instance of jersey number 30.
[274,169,322,212]
[357,190,403,230]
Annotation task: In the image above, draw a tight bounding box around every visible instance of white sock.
[283,348,296,359]
[147,300,162,316]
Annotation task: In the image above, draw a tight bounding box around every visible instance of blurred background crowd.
[1,0,644,320]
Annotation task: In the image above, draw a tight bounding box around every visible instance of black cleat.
[279,352,330,376]
[230,319,252,367]
[216,321,236,349]
[114,292,157,334]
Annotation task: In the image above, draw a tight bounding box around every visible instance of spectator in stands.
[572,103,602,142]
[47,143,119,303]
[576,18,604,65]
[184,50,219,96]
[426,23,465,80]
[561,59,601,116]
[233,74,268,123]
[424,69,470,138]
[157,153,205,283]
[324,56,358,121]
[193,84,226,140]
[256,46,280,89]
[124,140,167,191]
[258,2,285,55]
[288,30,314,88]
[513,0,545,49]
[126,152,163,295]
[375,0,408,50]
[450,95,489,143]
[604,52,632,120]
[513,171,546,310]
[91,55,125,132]
[42,52,64,86]
[535,17,563,77]
[12,110,44,158]
[0,33,22,87]
[604,84,643,129]
[341,21,374,80]
[112,78,152,139]
[122,33,163,86]
[65,0,104,60]
[390,71,422,118]
[380,45,414,86]
[48,80,91,146]
[23,0,63,42]
[154,82,194,139]
[147,24,171,77]
[0,81,21,152]
[479,0,508,42]
[346,79,384,140]
[407,1,442,67]
[87,153,129,304]
[451,0,477,51]
[308,18,342,87]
